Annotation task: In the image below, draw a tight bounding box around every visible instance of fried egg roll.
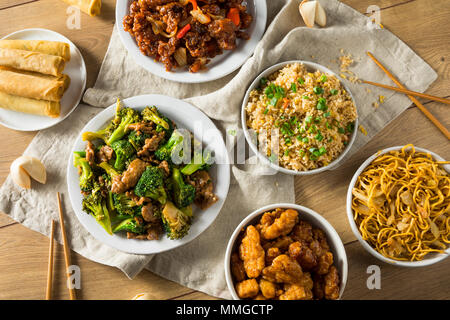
[0,69,65,102]
[0,40,71,62]
[0,48,65,76]
[62,0,102,16]
[0,91,60,118]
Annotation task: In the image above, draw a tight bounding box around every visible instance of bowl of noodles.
[346,145,450,267]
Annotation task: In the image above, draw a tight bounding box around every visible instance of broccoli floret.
[155,130,185,162]
[134,166,167,204]
[112,217,146,234]
[82,187,112,235]
[161,201,193,240]
[142,106,170,130]
[73,151,95,192]
[112,193,141,217]
[98,161,121,179]
[171,168,195,208]
[181,149,212,175]
[108,107,141,145]
[81,121,117,144]
[110,139,136,171]
[128,130,152,151]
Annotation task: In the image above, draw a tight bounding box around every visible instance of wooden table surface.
[0,0,449,300]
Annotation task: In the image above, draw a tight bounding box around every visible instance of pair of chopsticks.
[364,52,450,140]
[46,192,77,300]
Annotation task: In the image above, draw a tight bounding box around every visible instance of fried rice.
[245,63,357,171]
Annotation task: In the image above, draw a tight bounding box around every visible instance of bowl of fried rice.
[242,61,358,175]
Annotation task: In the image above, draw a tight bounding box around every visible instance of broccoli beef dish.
[73,99,218,241]
[123,0,253,73]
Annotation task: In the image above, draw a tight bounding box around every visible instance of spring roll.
[0,40,71,62]
[0,48,65,76]
[0,69,65,102]
[62,0,101,16]
[0,91,60,118]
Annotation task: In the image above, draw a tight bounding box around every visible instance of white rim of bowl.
[115,0,267,84]
[346,145,450,267]
[241,60,358,176]
[0,28,87,132]
[224,203,348,300]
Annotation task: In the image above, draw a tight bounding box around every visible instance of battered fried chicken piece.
[324,266,340,300]
[235,279,259,299]
[262,254,303,284]
[310,240,334,275]
[239,225,265,278]
[85,141,96,166]
[288,241,317,271]
[279,283,313,300]
[259,279,276,299]
[254,294,267,300]
[265,247,281,266]
[313,228,330,252]
[291,220,314,243]
[96,145,114,163]
[262,236,293,252]
[111,159,148,194]
[230,253,246,282]
[312,274,325,299]
[260,209,299,240]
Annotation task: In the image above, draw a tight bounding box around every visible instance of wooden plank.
[0,0,116,88]
[294,102,450,244]
[0,223,193,300]
[0,0,38,10]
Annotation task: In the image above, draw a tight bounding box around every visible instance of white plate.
[67,94,230,254]
[116,0,267,83]
[0,28,87,131]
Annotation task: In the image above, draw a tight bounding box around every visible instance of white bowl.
[241,60,358,176]
[116,0,267,83]
[67,94,230,254]
[224,203,348,300]
[346,145,450,267]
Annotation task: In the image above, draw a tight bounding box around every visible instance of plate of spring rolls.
[0,28,86,131]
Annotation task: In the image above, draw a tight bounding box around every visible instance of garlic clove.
[315,1,327,27]
[299,0,316,28]
[20,157,46,184]
[10,158,31,189]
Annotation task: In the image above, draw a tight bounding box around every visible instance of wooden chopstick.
[56,192,77,300]
[362,80,450,106]
[366,52,450,140]
[46,219,56,300]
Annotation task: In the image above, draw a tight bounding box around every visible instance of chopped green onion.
[302,95,310,100]
[338,127,345,134]
[298,78,305,84]
[290,83,297,93]
[264,108,269,114]
[299,126,306,133]
[326,121,332,129]
[315,133,323,141]
[314,117,322,123]
[284,149,290,156]
[305,116,312,123]
[330,89,339,95]
[346,122,355,133]
[323,112,331,118]
[260,77,268,86]
[302,137,309,143]
[319,147,327,154]
[320,74,328,82]
[316,98,327,111]
[285,137,292,145]
[313,86,323,94]
[296,135,303,141]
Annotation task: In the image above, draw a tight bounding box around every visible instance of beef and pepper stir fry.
[232,208,340,300]
[73,99,218,241]
[123,0,253,72]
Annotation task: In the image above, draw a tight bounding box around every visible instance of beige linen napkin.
[0,0,437,299]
